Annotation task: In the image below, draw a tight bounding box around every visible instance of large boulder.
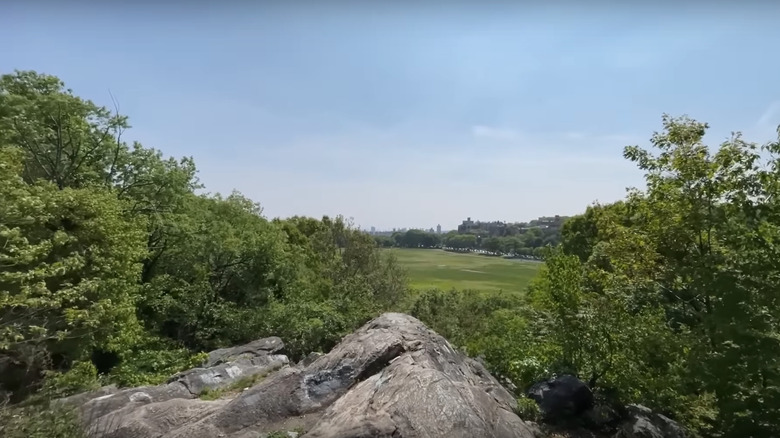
[169,313,536,438]
[302,314,537,438]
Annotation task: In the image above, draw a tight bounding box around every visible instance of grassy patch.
[387,248,541,294]
[267,427,306,438]
[198,372,267,400]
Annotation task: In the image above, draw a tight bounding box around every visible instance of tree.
[0,71,128,190]
[444,233,477,251]
[267,215,408,358]
[392,229,440,248]
[548,115,780,436]
[481,236,503,254]
[110,143,200,284]
[138,191,296,350]
[373,235,394,248]
[0,70,202,287]
[0,145,146,399]
[520,227,544,248]
[619,115,780,436]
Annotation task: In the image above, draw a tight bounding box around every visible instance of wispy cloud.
[563,131,589,140]
[551,130,639,144]
[471,125,522,141]
[741,102,780,141]
[757,101,780,127]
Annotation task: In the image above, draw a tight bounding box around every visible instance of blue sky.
[3,2,780,230]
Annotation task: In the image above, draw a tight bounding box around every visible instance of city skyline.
[364,215,563,234]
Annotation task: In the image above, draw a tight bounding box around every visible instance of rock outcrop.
[64,313,536,438]
[60,313,685,438]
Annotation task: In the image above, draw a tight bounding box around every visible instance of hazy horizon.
[3,2,780,230]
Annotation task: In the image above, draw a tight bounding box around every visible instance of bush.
[109,338,208,387]
[0,402,85,438]
[515,397,542,422]
[41,361,99,399]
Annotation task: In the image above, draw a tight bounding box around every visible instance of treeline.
[0,71,407,406]
[410,116,780,437]
[375,226,558,257]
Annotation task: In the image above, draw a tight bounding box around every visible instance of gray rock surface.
[169,313,534,438]
[60,337,289,437]
[204,336,285,367]
[57,384,119,407]
[64,313,537,438]
[168,352,289,396]
[617,404,685,438]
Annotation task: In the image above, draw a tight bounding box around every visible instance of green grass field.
[387,248,542,294]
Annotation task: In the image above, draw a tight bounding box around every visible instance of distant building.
[436,224,442,234]
[457,217,507,236]
[458,217,476,233]
[370,226,376,234]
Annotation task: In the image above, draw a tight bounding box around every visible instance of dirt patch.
[461,269,486,274]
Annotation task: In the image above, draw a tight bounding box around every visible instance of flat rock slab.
[57,337,289,437]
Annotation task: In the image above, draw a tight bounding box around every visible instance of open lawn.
[387,248,542,294]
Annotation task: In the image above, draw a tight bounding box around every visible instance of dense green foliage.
[0,70,407,406]
[410,116,780,437]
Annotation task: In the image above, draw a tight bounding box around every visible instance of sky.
[3,2,780,230]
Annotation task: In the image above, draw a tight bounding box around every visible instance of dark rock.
[581,403,622,429]
[527,374,594,421]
